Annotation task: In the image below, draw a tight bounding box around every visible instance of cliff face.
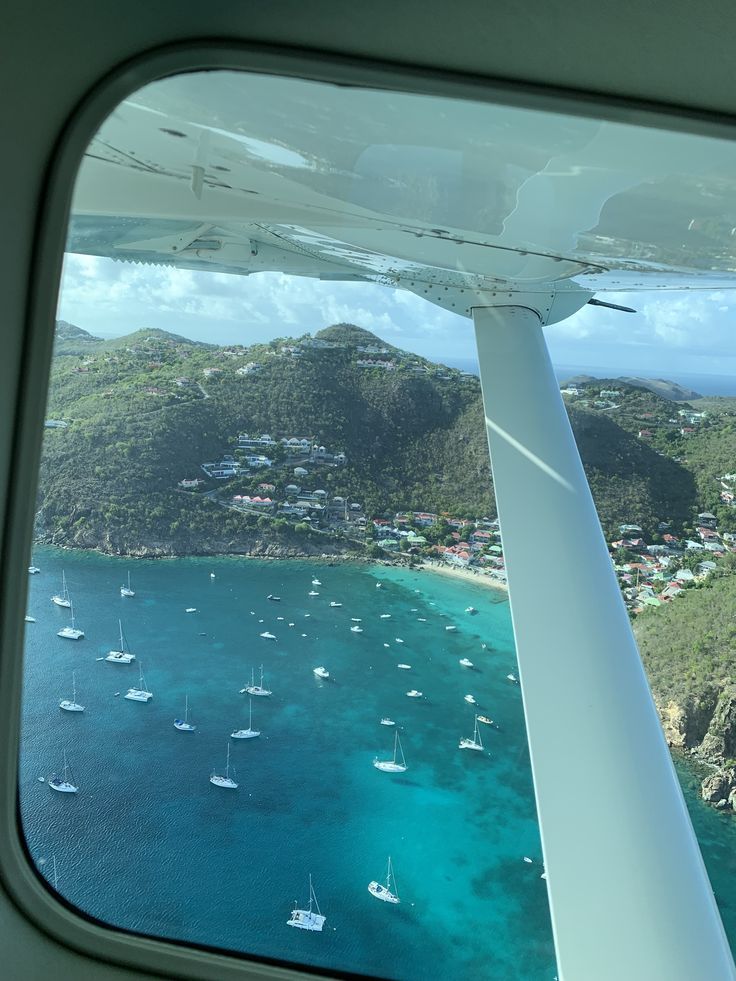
[655,685,736,811]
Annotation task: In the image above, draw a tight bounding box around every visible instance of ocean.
[20,548,555,980]
[21,548,736,979]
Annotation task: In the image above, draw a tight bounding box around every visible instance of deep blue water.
[20,548,556,980]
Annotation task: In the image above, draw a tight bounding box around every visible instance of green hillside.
[37,325,713,554]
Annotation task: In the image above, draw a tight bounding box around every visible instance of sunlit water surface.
[21,548,556,980]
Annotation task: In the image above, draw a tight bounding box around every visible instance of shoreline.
[33,542,508,593]
[415,559,508,594]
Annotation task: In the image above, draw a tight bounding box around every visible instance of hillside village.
[42,323,736,604]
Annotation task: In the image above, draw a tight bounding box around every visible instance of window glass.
[20,66,736,978]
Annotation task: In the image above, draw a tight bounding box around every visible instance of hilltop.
[36,324,725,556]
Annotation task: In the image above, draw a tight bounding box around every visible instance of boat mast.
[118,619,124,651]
[184,695,189,722]
[71,671,76,702]
[225,743,231,779]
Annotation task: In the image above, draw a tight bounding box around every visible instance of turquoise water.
[20,548,556,980]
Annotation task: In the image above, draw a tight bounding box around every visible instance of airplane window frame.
[4,38,736,981]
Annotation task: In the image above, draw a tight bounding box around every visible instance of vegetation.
[39,323,734,556]
[635,565,736,704]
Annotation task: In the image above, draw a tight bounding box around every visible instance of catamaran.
[243,665,272,697]
[124,661,152,702]
[368,856,400,904]
[231,698,260,739]
[287,874,326,931]
[59,672,84,712]
[210,743,238,788]
[120,571,135,597]
[459,716,484,752]
[373,730,408,772]
[51,570,71,608]
[57,602,84,640]
[174,695,196,731]
[106,619,135,663]
[49,751,78,793]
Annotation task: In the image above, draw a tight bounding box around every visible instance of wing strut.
[472,302,735,981]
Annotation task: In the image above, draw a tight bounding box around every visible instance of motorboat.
[313,666,330,679]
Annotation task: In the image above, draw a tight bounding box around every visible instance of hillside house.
[236,362,262,375]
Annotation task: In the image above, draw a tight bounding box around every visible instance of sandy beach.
[417,559,508,593]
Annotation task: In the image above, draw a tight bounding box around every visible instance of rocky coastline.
[657,686,736,811]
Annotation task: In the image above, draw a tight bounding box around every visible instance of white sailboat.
[106,619,135,663]
[210,743,238,788]
[57,601,84,640]
[231,698,260,739]
[373,731,408,772]
[311,578,322,586]
[124,661,152,701]
[120,571,135,597]
[28,565,40,574]
[350,624,363,633]
[459,657,474,667]
[243,665,272,697]
[51,570,71,608]
[59,671,84,712]
[368,856,400,904]
[459,715,484,752]
[464,694,477,705]
[48,751,78,793]
[287,874,326,931]
[24,615,36,623]
[380,718,396,726]
[313,666,330,679]
[174,695,196,731]
[260,631,276,640]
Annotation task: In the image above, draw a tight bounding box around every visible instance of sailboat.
[368,856,400,904]
[120,571,135,597]
[373,731,408,772]
[243,665,272,697]
[28,565,40,575]
[51,570,71,608]
[48,751,78,793]
[106,619,135,663]
[59,671,84,712]
[459,715,484,752]
[174,695,196,731]
[287,874,326,931]
[57,601,84,640]
[124,661,152,701]
[231,697,260,739]
[313,666,329,679]
[210,743,238,788]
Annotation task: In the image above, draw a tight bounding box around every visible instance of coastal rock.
[701,770,736,807]
[698,685,736,763]
[655,692,718,750]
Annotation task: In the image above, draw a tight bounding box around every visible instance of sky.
[58,253,736,384]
